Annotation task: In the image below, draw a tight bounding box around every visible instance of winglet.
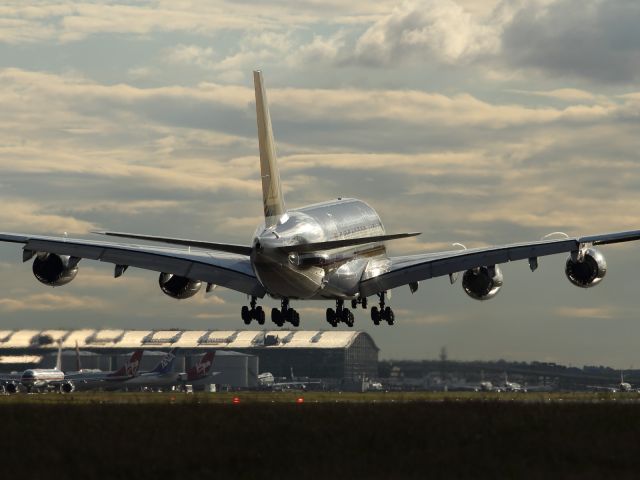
[254,70,285,227]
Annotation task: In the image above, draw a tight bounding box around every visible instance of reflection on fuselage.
[251,198,386,299]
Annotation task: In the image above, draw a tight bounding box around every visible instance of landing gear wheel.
[272,308,284,327]
[361,297,368,309]
[241,306,251,324]
[326,308,337,327]
[351,299,358,309]
[256,306,265,325]
[385,307,395,325]
[371,306,380,325]
[286,309,300,327]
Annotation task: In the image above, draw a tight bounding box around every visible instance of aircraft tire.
[241,306,251,324]
[272,308,283,326]
[385,307,395,325]
[371,306,380,325]
[326,308,337,327]
[256,306,265,325]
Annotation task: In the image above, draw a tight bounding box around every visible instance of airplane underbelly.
[253,257,325,299]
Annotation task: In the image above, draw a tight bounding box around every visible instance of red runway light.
[296,397,304,404]
[232,397,241,404]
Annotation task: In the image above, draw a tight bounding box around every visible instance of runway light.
[232,396,241,404]
[296,397,304,404]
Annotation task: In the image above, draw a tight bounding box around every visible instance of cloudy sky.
[1,0,640,366]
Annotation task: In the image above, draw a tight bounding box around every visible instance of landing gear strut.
[241,296,265,325]
[351,297,368,310]
[326,299,355,328]
[371,291,394,325]
[271,298,300,327]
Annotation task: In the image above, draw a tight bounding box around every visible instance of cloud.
[0,199,96,234]
[353,0,500,65]
[554,307,616,320]
[0,292,107,312]
[502,0,640,84]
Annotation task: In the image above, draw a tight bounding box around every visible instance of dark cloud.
[503,0,640,84]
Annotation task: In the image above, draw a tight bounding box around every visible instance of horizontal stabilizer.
[279,232,421,253]
[92,231,252,256]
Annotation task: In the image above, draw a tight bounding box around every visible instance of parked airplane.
[65,349,143,391]
[123,348,178,388]
[0,343,72,393]
[2,71,640,328]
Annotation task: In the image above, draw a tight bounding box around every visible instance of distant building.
[0,329,379,387]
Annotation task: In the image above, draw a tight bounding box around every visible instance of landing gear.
[240,296,266,325]
[351,297,368,310]
[370,292,394,325]
[326,300,354,328]
[271,298,300,327]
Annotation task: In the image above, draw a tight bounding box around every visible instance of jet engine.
[462,265,503,301]
[565,248,607,288]
[158,273,202,299]
[4,381,19,394]
[59,381,75,394]
[32,253,79,286]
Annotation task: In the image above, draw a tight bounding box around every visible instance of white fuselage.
[21,369,64,388]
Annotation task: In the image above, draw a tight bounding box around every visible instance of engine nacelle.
[4,381,19,394]
[159,273,202,299]
[565,248,607,288]
[462,265,503,301]
[59,381,75,394]
[32,253,79,286]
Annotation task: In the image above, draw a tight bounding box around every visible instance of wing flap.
[92,231,253,255]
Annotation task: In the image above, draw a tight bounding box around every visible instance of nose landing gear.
[241,296,265,325]
[326,300,355,328]
[271,298,300,327]
[370,291,394,325]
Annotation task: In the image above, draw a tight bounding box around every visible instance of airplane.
[65,349,144,391]
[588,371,638,393]
[257,367,320,391]
[0,342,73,393]
[177,350,217,386]
[122,348,179,388]
[2,70,640,328]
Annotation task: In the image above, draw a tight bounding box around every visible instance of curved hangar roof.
[0,329,378,352]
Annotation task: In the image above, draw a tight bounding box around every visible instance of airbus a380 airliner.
[1,71,640,328]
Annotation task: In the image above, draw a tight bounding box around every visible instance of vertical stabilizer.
[254,70,285,227]
[55,341,62,371]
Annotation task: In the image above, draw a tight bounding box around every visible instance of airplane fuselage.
[21,369,64,388]
[251,198,387,300]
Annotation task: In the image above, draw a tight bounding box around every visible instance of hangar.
[0,329,379,387]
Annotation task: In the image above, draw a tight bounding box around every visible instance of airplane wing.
[359,230,640,297]
[0,232,266,297]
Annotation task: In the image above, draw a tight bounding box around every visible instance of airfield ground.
[2,392,640,478]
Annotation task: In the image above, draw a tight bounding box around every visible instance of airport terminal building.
[0,329,379,388]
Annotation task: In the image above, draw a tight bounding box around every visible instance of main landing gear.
[271,298,300,327]
[326,300,355,328]
[241,296,265,325]
[371,291,394,325]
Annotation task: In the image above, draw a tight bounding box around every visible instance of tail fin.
[109,350,143,378]
[55,341,62,371]
[150,348,177,375]
[186,351,216,381]
[75,341,81,372]
[254,70,285,227]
